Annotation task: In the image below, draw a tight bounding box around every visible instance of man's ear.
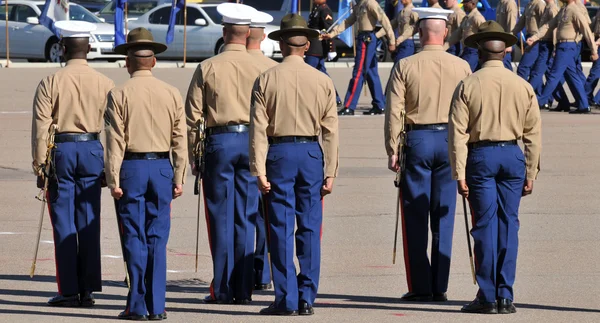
[262,33,266,41]
[305,40,310,52]
[444,27,448,39]
[152,56,157,67]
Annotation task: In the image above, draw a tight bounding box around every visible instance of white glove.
[327,52,337,61]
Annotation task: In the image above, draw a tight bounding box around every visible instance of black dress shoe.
[400,292,433,302]
[337,108,354,116]
[299,300,314,316]
[80,291,95,307]
[234,298,252,305]
[569,108,591,114]
[118,311,148,321]
[362,107,384,115]
[497,298,517,314]
[47,294,80,307]
[254,283,272,291]
[549,106,570,112]
[202,295,233,304]
[259,303,299,316]
[461,298,498,314]
[539,103,550,110]
[432,292,448,302]
[148,312,167,320]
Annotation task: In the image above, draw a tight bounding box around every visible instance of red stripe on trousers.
[46,190,62,295]
[345,42,367,108]
[399,188,412,292]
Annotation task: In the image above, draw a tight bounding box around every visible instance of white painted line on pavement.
[102,255,123,259]
[0,111,31,114]
[0,232,22,235]
[41,240,53,244]
[167,270,191,273]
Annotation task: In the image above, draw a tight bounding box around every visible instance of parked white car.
[128,3,281,60]
[0,1,122,62]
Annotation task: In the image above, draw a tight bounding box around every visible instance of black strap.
[54,133,99,143]
[468,140,518,149]
[124,152,170,160]
[268,136,319,144]
[206,124,249,136]
[405,123,448,131]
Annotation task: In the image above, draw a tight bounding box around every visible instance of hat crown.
[126,27,155,44]
[476,21,506,35]
[412,7,453,21]
[280,14,309,30]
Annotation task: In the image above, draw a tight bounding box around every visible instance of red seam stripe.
[399,188,412,292]
[345,42,367,108]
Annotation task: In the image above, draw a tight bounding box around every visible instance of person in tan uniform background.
[445,0,486,71]
[31,20,114,308]
[583,8,600,106]
[323,0,396,115]
[527,0,559,98]
[496,0,518,70]
[246,9,277,293]
[106,27,186,321]
[448,21,541,315]
[250,14,339,316]
[441,0,466,56]
[379,0,419,62]
[526,0,598,113]
[512,0,545,80]
[385,7,471,303]
[428,0,442,8]
[185,3,262,305]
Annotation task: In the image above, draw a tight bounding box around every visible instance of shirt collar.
[421,45,445,51]
[468,9,479,17]
[247,49,263,55]
[282,55,305,64]
[223,44,247,52]
[405,3,414,10]
[481,60,505,68]
[131,70,153,78]
[66,59,88,66]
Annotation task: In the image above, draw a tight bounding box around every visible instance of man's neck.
[247,44,261,50]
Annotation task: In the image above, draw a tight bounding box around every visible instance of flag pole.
[5,0,9,67]
[183,0,187,67]
[125,2,128,35]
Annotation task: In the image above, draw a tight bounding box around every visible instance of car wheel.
[215,38,225,55]
[376,39,390,62]
[45,38,62,63]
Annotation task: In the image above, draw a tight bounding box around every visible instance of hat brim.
[268,28,320,41]
[464,32,517,49]
[114,41,168,55]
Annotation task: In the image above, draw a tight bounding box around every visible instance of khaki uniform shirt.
[186,44,263,162]
[384,45,471,156]
[512,0,545,35]
[31,59,114,172]
[249,55,339,178]
[591,8,600,36]
[448,60,541,181]
[105,70,187,189]
[378,3,419,45]
[248,49,278,71]
[447,4,466,40]
[446,9,486,47]
[496,0,519,34]
[538,1,559,42]
[431,2,442,8]
[330,0,395,44]
[531,3,597,55]
[574,1,590,42]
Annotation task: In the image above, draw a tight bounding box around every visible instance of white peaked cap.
[412,8,454,21]
[250,11,274,28]
[55,20,97,38]
[217,3,258,25]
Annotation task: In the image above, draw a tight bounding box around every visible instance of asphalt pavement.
[0,65,599,322]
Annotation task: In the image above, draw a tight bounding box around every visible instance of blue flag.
[115,0,127,46]
[167,0,186,44]
[39,0,70,37]
[338,0,353,48]
[291,0,298,13]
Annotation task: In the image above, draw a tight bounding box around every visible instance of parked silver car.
[0,0,122,62]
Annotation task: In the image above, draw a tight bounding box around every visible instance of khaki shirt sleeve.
[396,12,418,44]
[249,77,269,177]
[330,10,357,37]
[523,88,541,180]
[575,10,598,55]
[185,65,205,165]
[322,79,339,178]
[448,81,470,180]
[31,77,54,174]
[512,12,526,35]
[384,61,405,157]
[445,24,463,48]
[375,16,398,39]
[171,92,188,185]
[105,90,126,189]
[531,14,557,41]
[372,2,396,43]
[507,1,518,33]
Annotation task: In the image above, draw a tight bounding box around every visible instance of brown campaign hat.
[464,21,517,49]
[268,14,320,41]
[114,27,168,55]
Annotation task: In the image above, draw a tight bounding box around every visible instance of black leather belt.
[54,133,99,143]
[124,152,170,160]
[405,123,448,131]
[469,140,517,149]
[206,124,249,136]
[268,136,318,144]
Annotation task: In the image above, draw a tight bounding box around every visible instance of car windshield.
[202,6,221,24]
[37,4,103,22]
[100,0,159,14]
